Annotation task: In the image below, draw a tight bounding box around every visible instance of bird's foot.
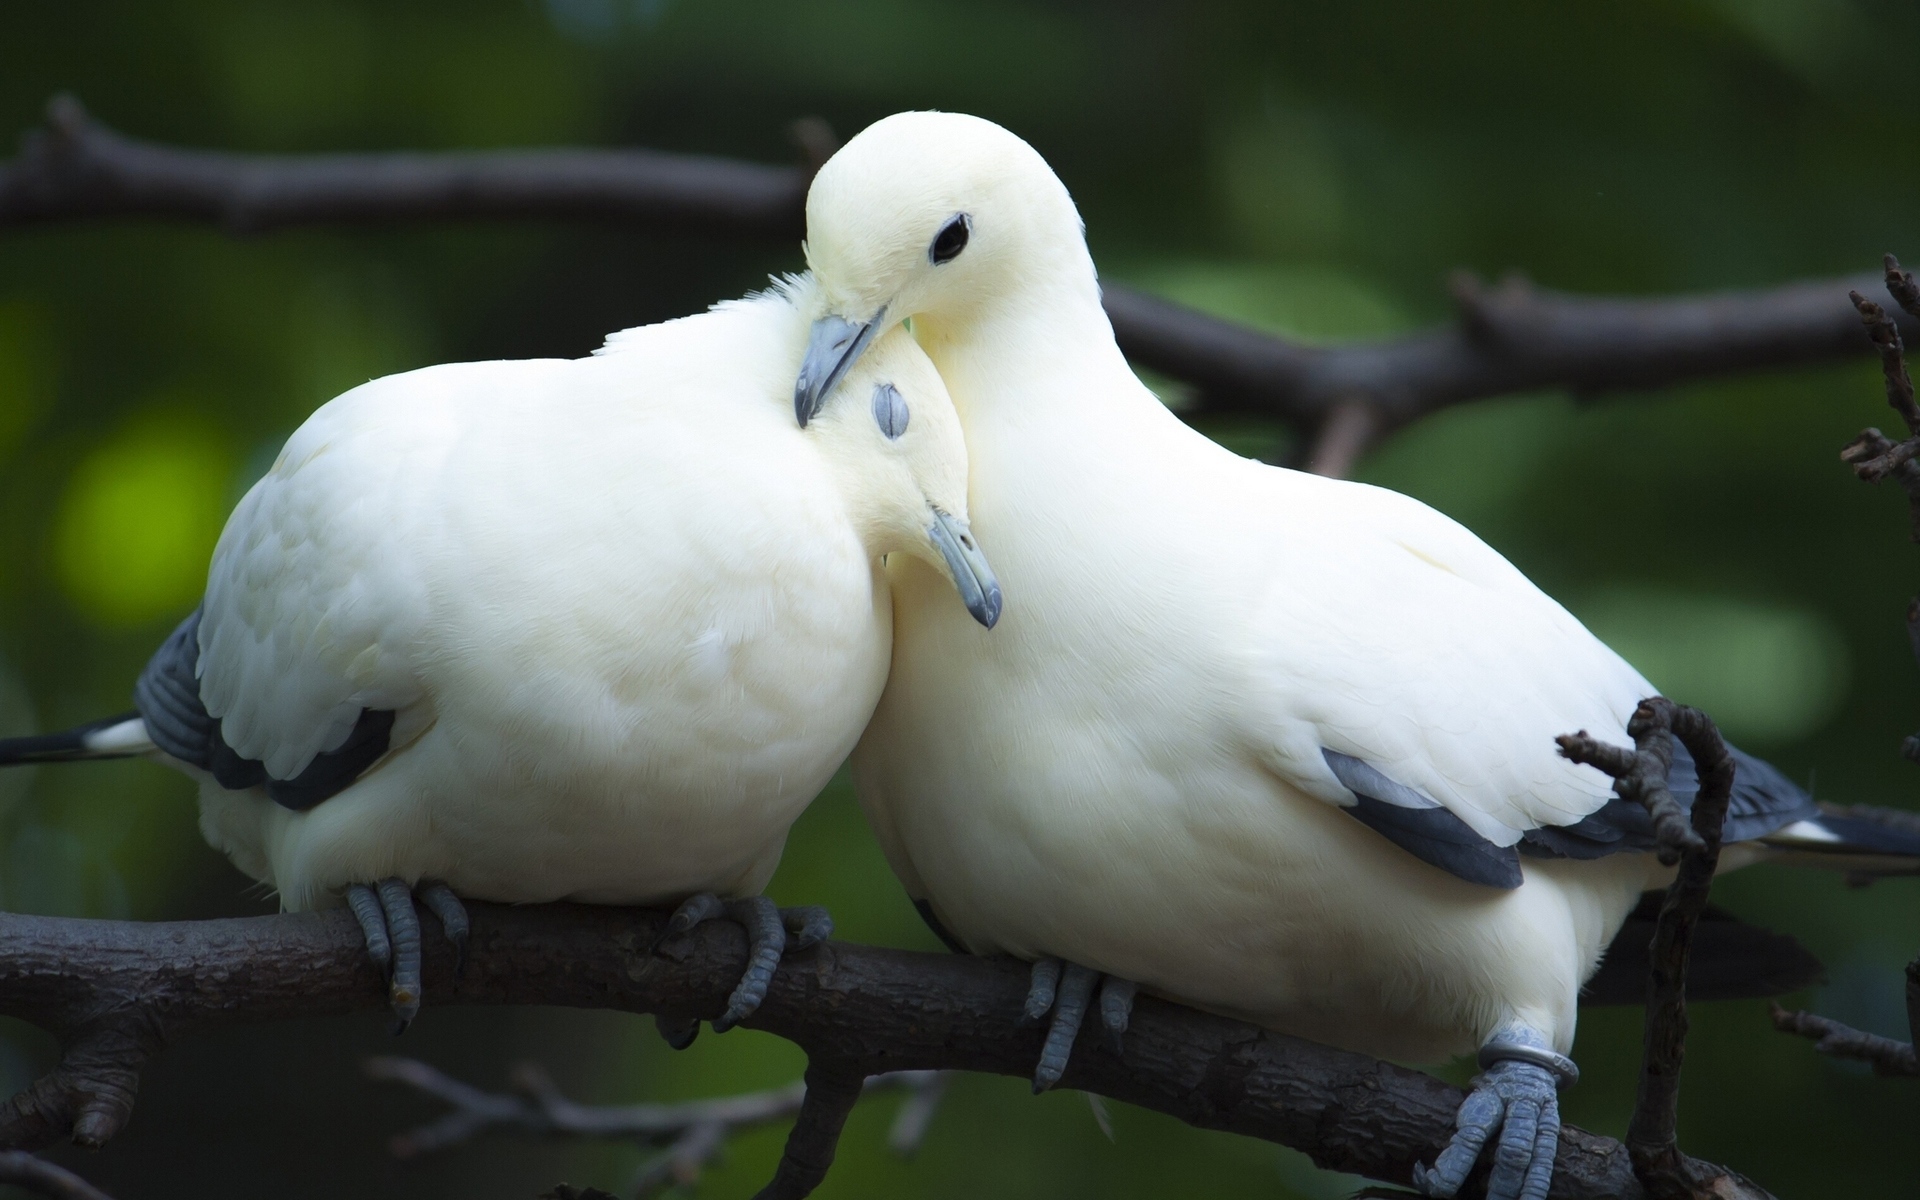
[651,893,833,1047]
[1413,1024,1575,1200]
[1018,957,1138,1093]
[344,878,470,1034]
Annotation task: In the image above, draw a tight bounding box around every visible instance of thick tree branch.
[0,904,1763,1200]
[3,96,1914,468]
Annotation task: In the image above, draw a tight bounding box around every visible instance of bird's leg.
[1019,959,1138,1092]
[1413,1022,1574,1200]
[344,878,472,1034]
[653,893,836,1041]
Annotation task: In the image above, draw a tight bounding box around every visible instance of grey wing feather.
[1323,749,1524,889]
[134,606,394,810]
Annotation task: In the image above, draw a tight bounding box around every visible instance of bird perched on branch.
[792,111,1920,1200]
[0,278,1000,1037]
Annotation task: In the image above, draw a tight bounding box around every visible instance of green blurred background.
[3,1,1919,1196]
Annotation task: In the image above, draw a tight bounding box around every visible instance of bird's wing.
[193,370,459,787]
[1247,475,1652,873]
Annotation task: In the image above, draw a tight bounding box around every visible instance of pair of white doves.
[11,112,1915,1200]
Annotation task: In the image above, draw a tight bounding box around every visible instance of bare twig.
[0,904,1759,1200]
[1304,396,1380,477]
[3,97,1915,477]
[1560,698,1744,1200]
[0,1152,117,1200]
[1840,260,1920,540]
[1769,1005,1919,1077]
[366,1055,946,1196]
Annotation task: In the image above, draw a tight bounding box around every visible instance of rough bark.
[0,903,1701,1199]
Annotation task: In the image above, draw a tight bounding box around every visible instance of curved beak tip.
[974,583,1004,630]
[796,309,886,427]
[928,508,1003,632]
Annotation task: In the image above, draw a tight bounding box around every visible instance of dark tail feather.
[0,712,149,766]
[1759,803,1920,877]
[1582,893,1825,1007]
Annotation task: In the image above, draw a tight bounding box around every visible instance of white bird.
[789,111,1920,1200]
[0,278,1001,1037]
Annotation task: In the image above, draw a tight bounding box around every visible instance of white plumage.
[790,111,1917,1200]
[182,282,985,915]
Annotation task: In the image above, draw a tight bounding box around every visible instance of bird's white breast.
[855,352,1656,1062]
[197,304,891,911]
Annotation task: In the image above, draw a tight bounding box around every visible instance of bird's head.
[808,322,1002,629]
[794,111,1089,425]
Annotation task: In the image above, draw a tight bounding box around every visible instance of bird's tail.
[0,712,154,766]
[1758,803,1920,878]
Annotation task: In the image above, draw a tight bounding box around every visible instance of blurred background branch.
[4,97,1915,476]
[364,1057,946,1197]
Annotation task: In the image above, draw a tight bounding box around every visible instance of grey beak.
[927,508,1003,629]
[796,308,887,426]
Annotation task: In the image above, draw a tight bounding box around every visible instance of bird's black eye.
[929,214,971,265]
[872,382,910,439]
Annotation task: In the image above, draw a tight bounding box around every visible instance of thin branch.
[4,96,1915,474]
[0,1153,117,1200]
[0,904,1764,1200]
[1769,1005,1919,1077]
[0,94,806,237]
[366,1055,945,1197]
[1559,698,1743,1200]
[1840,261,1920,540]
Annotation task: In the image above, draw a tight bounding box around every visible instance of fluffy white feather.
[189,284,983,912]
[806,111,1667,1065]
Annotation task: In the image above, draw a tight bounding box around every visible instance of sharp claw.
[1033,962,1098,1093]
[780,904,833,951]
[1020,958,1062,1026]
[346,884,392,975]
[1098,977,1136,1058]
[655,892,725,953]
[376,877,422,1033]
[655,1013,700,1051]
[713,896,784,1032]
[416,881,470,975]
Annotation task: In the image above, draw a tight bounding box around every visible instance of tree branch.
[1769,1005,1920,1077]
[1559,698,1750,1200]
[0,904,1763,1199]
[0,1152,117,1200]
[365,1056,943,1196]
[4,96,1914,468]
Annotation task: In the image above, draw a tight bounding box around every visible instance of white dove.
[0,278,1001,1041]
[789,111,1920,1200]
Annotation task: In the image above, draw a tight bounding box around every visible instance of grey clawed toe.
[345,877,471,1034]
[652,892,835,1047]
[1414,1029,1573,1200]
[1019,957,1137,1093]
